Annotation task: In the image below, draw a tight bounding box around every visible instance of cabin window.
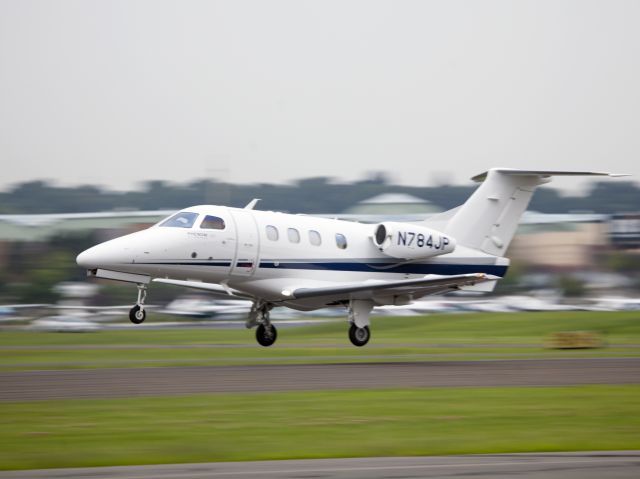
[287,228,301,243]
[199,215,226,230]
[160,212,199,228]
[335,233,348,249]
[309,230,322,246]
[266,225,279,241]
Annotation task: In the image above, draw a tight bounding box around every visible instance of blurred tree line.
[1,176,639,214]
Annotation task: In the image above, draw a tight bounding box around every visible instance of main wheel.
[129,305,146,324]
[256,323,277,347]
[348,324,370,347]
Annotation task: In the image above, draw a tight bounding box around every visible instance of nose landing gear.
[247,301,277,347]
[129,305,146,324]
[129,284,148,324]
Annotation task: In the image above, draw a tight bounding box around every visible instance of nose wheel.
[129,304,146,324]
[129,284,148,324]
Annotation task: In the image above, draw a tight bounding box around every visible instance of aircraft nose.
[76,230,155,269]
[76,239,132,269]
[76,245,102,269]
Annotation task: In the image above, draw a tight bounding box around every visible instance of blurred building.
[609,213,640,250]
[342,193,442,216]
[508,212,640,271]
[508,221,609,271]
[337,193,442,223]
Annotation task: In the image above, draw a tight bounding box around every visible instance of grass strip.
[1,311,640,370]
[2,346,640,371]
[1,385,639,470]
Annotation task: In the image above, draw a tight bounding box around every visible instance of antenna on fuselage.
[244,198,261,210]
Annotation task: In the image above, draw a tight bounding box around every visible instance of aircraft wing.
[282,273,499,301]
[153,274,498,304]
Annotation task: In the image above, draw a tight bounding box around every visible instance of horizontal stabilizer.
[472,168,629,182]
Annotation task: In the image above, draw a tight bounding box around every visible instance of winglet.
[244,198,261,210]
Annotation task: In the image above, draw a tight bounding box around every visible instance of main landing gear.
[245,299,374,347]
[247,301,277,347]
[129,284,148,324]
[347,299,374,347]
[349,323,370,347]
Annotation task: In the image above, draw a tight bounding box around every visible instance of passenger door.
[230,209,260,276]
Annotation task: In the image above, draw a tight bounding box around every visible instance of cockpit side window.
[160,212,199,228]
[200,215,226,230]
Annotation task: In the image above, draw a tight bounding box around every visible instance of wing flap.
[284,273,498,301]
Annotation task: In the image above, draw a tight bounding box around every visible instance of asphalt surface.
[1,357,638,401]
[2,452,639,479]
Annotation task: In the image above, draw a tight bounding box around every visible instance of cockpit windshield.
[159,212,199,228]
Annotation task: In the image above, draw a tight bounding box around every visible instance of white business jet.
[76,168,625,347]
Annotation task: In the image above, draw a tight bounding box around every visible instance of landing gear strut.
[347,299,374,347]
[129,284,147,324]
[247,301,277,347]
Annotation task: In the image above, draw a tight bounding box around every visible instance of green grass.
[1,311,639,370]
[1,385,638,470]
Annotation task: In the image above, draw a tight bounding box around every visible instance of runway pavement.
[1,357,638,401]
[2,452,639,479]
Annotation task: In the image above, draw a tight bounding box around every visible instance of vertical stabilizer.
[441,168,625,256]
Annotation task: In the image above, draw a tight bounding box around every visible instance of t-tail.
[429,168,628,256]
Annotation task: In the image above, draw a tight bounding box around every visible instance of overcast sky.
[1,0,638,192]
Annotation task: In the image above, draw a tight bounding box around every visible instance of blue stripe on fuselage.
[132,260,507,277]
[259,261,508,277]
[136,261,232,267]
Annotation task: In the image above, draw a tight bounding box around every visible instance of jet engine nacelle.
[372,222,456,260]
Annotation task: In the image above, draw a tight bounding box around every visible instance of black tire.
[348,324,370,347]
[129,305,146,324]
[256,323,277,347]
